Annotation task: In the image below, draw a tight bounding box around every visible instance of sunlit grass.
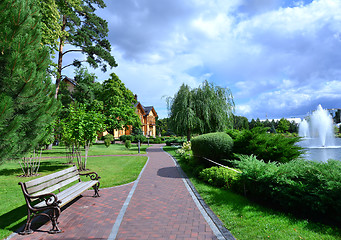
[0,153,147,239]
[38,143,148,158]
[163,146,341,240]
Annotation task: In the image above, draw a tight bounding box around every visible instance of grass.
[163,146,341,240]
[38,143,148,158]
[0,146,147,239]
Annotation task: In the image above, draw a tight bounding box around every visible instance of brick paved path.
[8,145,231,240]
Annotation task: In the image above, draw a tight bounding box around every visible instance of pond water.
[298,137,341,162]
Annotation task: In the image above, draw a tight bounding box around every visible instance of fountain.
[299,105,335,147]
[298,105,341,162]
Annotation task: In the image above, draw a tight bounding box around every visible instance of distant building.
[60,77,158,138]
[113,100,158,138]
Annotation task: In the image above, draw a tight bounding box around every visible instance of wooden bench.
[18,165,100,234]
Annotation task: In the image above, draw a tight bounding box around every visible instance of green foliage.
[229,128,303,163]
[154,137,162,144]
[100,73,141,133]
[104,134,114,148]
[191,132,233,164]
[199,166,240,189]
[168,81,234,141]
[0,0,60,163]
[54,0,117,97]
[175,141,192,162]
[133,135,147,143]
[165,138,185,146]
[125,140,132,149]
[60,104,105,170]
[233,155,341,226]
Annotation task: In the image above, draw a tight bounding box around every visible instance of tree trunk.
[55,15,66,99]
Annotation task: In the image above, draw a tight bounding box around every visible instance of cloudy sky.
[66,0,341,120]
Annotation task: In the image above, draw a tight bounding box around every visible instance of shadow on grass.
[0,204,27,233]
[0,161,68,176]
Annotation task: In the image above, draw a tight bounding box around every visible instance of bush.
[119,135,127,142]
[104,134,114,147]
[199,166,240,189]
[233,155,341,226]
[191,132,233,164]
[154,137,162,144]
[228,127,303,163]
[165,138,185,146]
[119,135,133,142]
[133,134,147,143]
[125,140,132,149]
[176,141,192,162]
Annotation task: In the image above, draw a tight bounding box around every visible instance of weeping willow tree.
[168,80,234,141]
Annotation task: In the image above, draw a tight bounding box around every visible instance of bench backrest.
[24,166,80,197]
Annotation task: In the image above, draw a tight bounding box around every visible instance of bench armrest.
[79,171,101,181]
[18,182,61,207]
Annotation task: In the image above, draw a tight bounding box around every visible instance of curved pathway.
[8,145,234,240]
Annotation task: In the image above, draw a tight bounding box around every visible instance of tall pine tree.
[0,0,60,163]
[54,0,117,98]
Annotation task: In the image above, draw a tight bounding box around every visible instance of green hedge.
[191,132,233,163]
[199,166,240,190]
[226,128,303,163]
[233,155,341,226]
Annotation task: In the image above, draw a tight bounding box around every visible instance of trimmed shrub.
[191,132,233,163]
[154,137,162,144]
[133,134,147,143]
[199,166,240,189]
[104,134,114,148]
[233,155,341,226]
[227,127,303,163]
[125,140,132,149]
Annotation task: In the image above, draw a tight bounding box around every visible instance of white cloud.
[64,0,341,119]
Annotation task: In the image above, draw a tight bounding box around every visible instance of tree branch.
[62,49,83,56]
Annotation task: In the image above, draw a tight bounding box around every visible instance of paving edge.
[162,147,236,240]
[107,156,150,240]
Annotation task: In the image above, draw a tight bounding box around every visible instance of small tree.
[60,104,105,170]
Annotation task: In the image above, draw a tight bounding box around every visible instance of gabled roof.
[135,102,158,117]
[62,76,77,86]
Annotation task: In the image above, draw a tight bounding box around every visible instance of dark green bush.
[191,132,233,164]
[133,135,147,143]
[165,138,185,146]
[199,166,240,189]
[120,135,134,142]
[227,127,303,163]
[154,137,162,144]
[233,155,341,226]
[104,134,114,148]
[125,140,132,149]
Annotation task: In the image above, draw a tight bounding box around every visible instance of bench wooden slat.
[31,175,80,197]
[58,181,98,207]
[34,181,98,208]
[27,171,79,195]
[25,166,78,188]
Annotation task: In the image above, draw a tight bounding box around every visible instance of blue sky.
[63,0,341,120]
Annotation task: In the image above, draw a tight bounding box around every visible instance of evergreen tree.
[0,0,60,163]
[54,0,117,98]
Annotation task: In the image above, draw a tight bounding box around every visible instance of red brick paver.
[9,145,222,240]
[115,146,218,240]
[9,184,133,240]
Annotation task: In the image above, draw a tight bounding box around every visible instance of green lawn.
[163,146,341,240]
[39,143,148,158]
[0,150,147,239]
